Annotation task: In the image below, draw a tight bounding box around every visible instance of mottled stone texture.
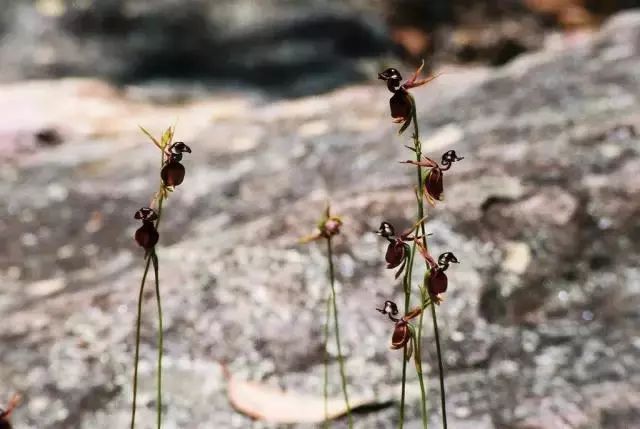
[1,11,640,429]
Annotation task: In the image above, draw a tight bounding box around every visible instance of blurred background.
[1,0,639,428]
[3,0,640,94]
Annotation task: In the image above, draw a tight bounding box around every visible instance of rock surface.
[1,10,640,429]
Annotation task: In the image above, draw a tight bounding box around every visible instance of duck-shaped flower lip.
[377,61,440,134]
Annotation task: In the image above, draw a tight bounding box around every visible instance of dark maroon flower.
[161,142,191,188]
[378,62,439,133]
[376,301,422,352]
[403,150,463,205]
[425,252,459,300]
[134,207,159,250]
[376,221,423,279]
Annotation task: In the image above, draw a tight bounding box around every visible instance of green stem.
[412,102,429,429]
[152,252,163,429]
[429,304,446,428]
[130,255,152,429]
[131,188,166,429]
[415,287,428,429]
[323,291,331,429]
[398,238,418,428]
[131,129,174,429]
[327,236,353,428]
[409,94,447,429]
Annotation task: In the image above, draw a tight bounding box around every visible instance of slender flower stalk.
[376,296,431,429]
[378,63,462,429]
[414,285,429,429]
[408,93,448,429]
[152,252,163,429]
[375,217,427,428]
[327,236,353,428]
[130,127,191,429]
[131,253,152,429]
[323,292,331,428]
[398,223,418,427]
[301,206,353,428]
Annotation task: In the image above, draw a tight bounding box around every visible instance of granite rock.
[1,11,640,429]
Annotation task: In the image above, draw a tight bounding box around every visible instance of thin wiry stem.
[323,292,332,429]
[409,94,447,428]
[398,236,418,428]
[429,304,446,428]
[327,236,353,428]
[411,101,429,429]
[415,286,429,428]
[131,128,172,429]
[130,255,152,429]
[152,252,163,429]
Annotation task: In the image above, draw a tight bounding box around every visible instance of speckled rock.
[1,10,640,429]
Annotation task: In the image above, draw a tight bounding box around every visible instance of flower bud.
[321,217,342,238]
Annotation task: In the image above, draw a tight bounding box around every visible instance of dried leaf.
[226,370,381,423]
